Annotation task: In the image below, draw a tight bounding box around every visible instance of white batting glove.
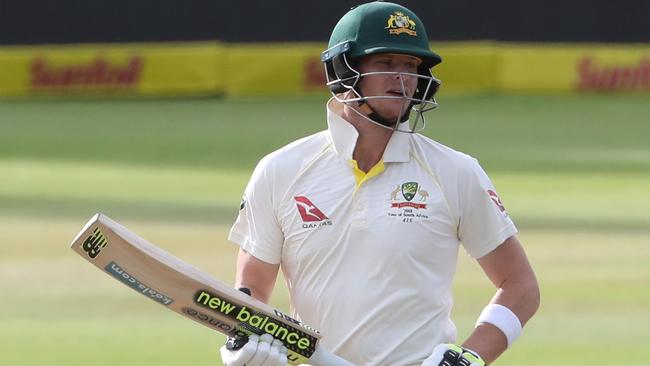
[220,333,288,366]
[421,344,485,366]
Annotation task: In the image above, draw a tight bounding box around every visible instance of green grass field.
[1,94,649,365]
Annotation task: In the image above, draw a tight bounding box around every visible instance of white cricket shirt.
[229,99,517,365]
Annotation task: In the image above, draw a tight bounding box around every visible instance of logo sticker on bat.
[106,261,174,306]
[182,307,238,333]
[194,290,317,355]
[82,227,108,258]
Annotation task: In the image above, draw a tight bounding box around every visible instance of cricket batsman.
[220,1,540,365]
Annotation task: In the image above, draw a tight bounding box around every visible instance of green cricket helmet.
[321,1,442,132]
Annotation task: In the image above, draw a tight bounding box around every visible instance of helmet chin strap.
[357,99,411,127]
[345,99,412,133]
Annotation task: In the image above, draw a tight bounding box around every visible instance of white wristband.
[475,303,522,347]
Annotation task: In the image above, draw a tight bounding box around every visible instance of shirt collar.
[326,98,411,163]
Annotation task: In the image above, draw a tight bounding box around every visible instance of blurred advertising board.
[0,42,648,97]
[0,42,225,97]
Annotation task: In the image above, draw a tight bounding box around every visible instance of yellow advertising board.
[497,43,650,93]
[0,41,648,97]
[0,42,224,97]
[224,43,327,96]
[430,42,498,94]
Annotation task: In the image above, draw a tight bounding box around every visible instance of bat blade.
[70,213,354,366]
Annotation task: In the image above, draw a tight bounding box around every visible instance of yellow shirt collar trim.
[349,159,385,190]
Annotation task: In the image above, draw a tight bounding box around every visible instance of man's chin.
[360,101,411,126]
[376,103,411,118]
[375,117,398,127]
[368,110,403,127]
[378,108,410,121]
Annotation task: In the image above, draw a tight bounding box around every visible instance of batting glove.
[220,333,288,366]
[421,344,485,366]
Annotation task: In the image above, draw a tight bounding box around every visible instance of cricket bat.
[70,213,354,366]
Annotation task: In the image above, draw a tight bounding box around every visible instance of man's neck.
[341,104,394,173]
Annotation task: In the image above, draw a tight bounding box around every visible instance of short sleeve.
[457,159,517,258]
[228,156,284,264]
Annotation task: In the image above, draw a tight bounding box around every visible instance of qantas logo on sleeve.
[294,196,332,228]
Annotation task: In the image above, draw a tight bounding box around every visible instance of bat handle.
[309,345,357,366]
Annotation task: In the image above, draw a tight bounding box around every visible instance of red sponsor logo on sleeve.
[487,189,507,214]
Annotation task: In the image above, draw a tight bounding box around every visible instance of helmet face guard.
[322,2,443,133]
[322,42,441,133]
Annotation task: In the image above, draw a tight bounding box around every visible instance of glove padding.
[220,334,288,366]
[422,344,485,366]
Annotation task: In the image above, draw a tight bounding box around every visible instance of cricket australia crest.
[385,11,417,36]
[401,182,418,201]
[388,182,430,223]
